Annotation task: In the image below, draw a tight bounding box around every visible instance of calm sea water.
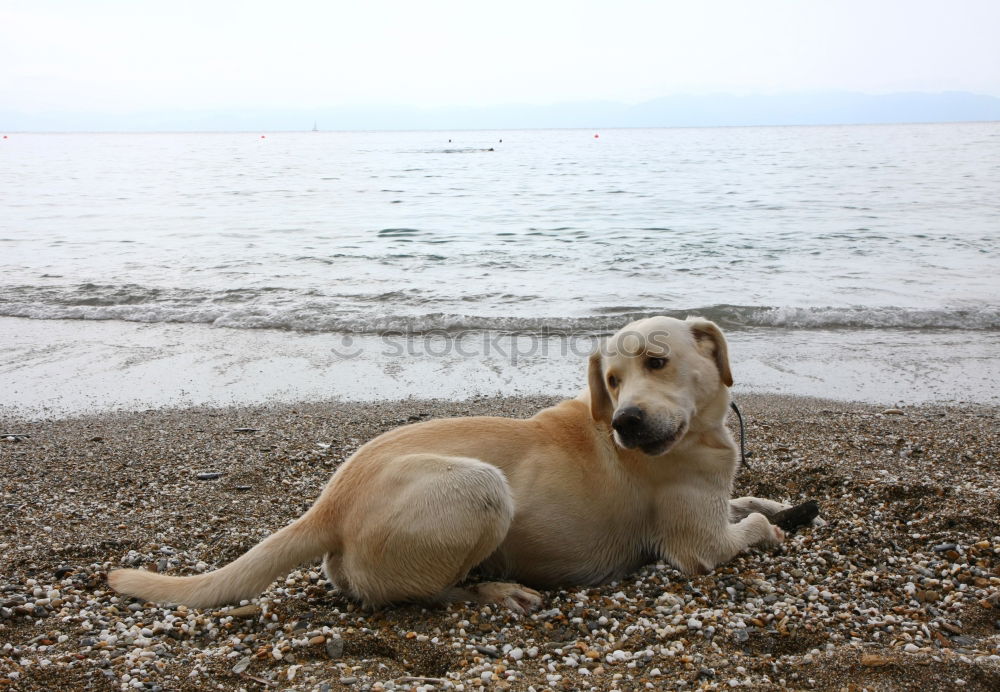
[2,124,999,334]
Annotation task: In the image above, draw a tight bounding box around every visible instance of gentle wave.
[1,285,997,333]
[740,305,1000,330]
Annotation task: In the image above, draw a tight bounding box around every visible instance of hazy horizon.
[3,0,999,132]
[4,90,1000,133]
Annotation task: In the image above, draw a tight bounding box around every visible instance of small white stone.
[687,618,702,630]
[508,647,523,660]
[904,643,919,653]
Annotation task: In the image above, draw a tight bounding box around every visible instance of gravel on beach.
[1,394,999,691]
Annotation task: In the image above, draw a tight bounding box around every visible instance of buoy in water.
[594,133,599,138]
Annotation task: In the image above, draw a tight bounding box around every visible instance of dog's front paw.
[748,511,784,547]
[768,523,785,545]
[747,513,785,546]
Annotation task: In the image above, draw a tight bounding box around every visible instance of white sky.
[2,0,999,114]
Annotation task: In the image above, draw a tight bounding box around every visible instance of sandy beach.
[1,393,998,691]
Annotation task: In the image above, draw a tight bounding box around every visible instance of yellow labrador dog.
[110,316,797,613]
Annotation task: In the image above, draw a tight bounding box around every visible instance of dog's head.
[588,316,733,456]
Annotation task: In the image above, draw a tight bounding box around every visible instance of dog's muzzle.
[611,406,684,456]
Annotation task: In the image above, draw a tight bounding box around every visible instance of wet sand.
[3,316,999,420]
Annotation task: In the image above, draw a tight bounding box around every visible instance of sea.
[2,123,999,415]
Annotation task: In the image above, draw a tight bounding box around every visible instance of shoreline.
[3,316,1000,421]
[2,394,998,690]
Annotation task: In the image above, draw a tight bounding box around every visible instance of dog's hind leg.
[439,581,543,614]
[329,454,532,611]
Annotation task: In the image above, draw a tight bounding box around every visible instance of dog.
[109,316,805,613]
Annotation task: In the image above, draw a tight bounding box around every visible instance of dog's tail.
[107,513,330,609]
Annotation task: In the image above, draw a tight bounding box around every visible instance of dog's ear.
[686,317,733,387]
[588,350,614,423]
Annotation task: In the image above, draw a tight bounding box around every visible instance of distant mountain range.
[4,91,1000,132]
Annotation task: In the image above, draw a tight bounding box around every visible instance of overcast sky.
[3,0,999,116]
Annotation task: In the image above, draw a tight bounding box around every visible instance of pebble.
[2,397,999,691]
[325,635,344,659]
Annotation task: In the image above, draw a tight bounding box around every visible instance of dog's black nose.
[612,406,645,436]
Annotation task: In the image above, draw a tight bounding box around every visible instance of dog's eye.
[607,374,618,389]
[647,357,668,370]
